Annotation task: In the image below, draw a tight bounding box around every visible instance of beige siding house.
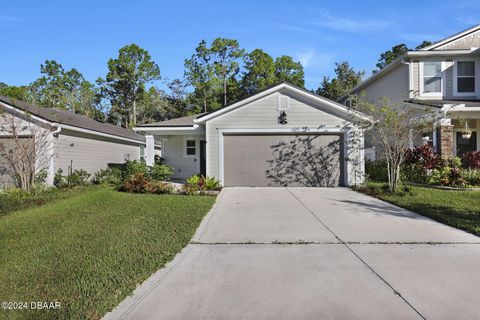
[0,95,147,187]
[343,24,480,159]
[135,83,371,187]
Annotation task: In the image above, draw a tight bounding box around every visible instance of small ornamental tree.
[357,98,435,193]
[0,109,53,191]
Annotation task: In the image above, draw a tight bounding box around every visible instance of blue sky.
[1,0,479,91]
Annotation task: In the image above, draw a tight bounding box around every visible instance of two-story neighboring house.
[344,24,480,160]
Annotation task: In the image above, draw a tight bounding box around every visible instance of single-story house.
[134,82,371,187]
[0,95,152,187]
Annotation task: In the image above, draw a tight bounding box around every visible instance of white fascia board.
[406,49,476,57]
[195,83,372,124]
[133,125,199,132]
[60,124,145,145]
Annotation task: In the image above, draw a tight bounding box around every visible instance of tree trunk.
[133,99,137,127]
[223,78,227,107]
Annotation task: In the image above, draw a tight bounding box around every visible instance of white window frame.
[419,60,445,98]
[453,59,479,97]
[183,137,197,158]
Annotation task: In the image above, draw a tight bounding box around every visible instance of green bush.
[148,163,173,181]
[54,169,91,187]
[365,160,388,182]
[462,168,480,186]
[125,160,148,178]
[120,173,149,193]
[401,163,428,184]
[0,185,66,215]
[184,175,222,194]
[430,166,467,188]
[93,167,123,186]
[144,181,174,194]
[67,169,91,186]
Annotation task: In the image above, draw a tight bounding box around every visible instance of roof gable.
[421,24,480,51]
[195,82,371,124]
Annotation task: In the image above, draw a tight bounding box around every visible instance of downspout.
[399,58,412,99]
[47,123,61,186]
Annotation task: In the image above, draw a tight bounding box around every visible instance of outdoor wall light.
[278,111,288,125]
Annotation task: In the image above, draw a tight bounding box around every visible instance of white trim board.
[217,127,348,186]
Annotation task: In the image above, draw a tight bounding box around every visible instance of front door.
[200,141,207,177]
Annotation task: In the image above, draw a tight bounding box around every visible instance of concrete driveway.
[105,188,480,320]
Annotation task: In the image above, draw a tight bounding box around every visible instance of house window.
[423,62,442,94]
[140,146,145,159]
[185,139,196,157]
[456,61,475,93]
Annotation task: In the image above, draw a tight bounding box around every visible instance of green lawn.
[0,186,215,320]
[358,182,480,236]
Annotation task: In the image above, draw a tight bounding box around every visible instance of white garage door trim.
[217,127,348,186]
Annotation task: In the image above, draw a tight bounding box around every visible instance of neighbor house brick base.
[439,124,454,159]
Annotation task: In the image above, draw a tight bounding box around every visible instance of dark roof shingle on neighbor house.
[0,95,145,142]
[136,113,208,127]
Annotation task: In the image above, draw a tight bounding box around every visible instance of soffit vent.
[277,95,290,111]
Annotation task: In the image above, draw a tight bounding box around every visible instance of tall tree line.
[0,37,431,128]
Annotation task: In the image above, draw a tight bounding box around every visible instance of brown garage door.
[223,134,343,187]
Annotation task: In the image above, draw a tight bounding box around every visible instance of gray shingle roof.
[0,95,145,142]
[136,113,207,127]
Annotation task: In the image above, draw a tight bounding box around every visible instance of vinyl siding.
[55,129,142,175]
[162,135,203,180]
[435,29,480,50]
[205,90,364,185]
[359,64,409,104]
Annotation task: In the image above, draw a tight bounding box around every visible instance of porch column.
[438,118,454,159]
[145,135,155,166]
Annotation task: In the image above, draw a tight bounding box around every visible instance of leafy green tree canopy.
[241,49,276,96]
[101,44,160,127]
[274,55,305,87]
[317,61,364,101]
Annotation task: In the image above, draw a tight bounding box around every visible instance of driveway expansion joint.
[286,188,427,320]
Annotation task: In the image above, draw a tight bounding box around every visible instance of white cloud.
[296,49,335,69]
[311,10,391,33]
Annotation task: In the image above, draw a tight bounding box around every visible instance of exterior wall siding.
[359,64,409,104]
[162,135,204,180]
[205,90,364,185]
[55,129,142,175]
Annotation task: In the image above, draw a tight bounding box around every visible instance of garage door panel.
[223,134,343,187]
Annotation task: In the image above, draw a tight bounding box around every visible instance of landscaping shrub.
[401,163,428,184]
[149,163,174,181]
[365,160,388,182]
[184,175,222,194]
[144,181,174,194]
[54,169,91,187]
[462,151,480,169]
[124,160,148,178]
[463,168,480,186]
[0,185,79,215]
[93,167,123,186]
[430,157,464,187]
[121,173,149,193]
[404,145,440,170]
